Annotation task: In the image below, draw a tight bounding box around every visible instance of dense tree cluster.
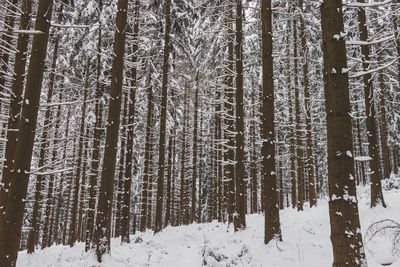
[0,0,399,266]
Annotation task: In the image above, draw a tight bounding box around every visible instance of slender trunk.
[165,135,173,227]
[234,0,246,232]
[320,1,367,266]
[286,18,296,209]
[197,111,203,223]
[53,108,71,245]
[293,16,304,212]
[179,86,188,225]
[62,138,78,245]
[94,0,128,260]
[69,59,90,247]
[114,91,128,238]
[42,90,63,248]
[139,79,153,232]
[261,0,281,244]
[224,0,235,224]
[154,0,172,234]
[85,0,103,251]
[120,0,140,243]
[190,79,199,223]
[217,90,223,222]
[299,0,316,207]
[377,57,390,179]
[356,0,385,208]
[0,0,54,264]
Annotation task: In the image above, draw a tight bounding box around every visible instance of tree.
[120,0,140,243]
[320,0,367,266]
[261,0,281,244]
[93,0,128,261]
[0,0,32,219]
[356,0,385,208]
[0,0,54,265]
[154,0,172,234]
[234,0,246,232]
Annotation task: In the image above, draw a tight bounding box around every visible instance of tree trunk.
[234,0,246,232]
[114,90,128,238]
[286,18,297,209]
[261,0,281,244]
[94,0,128,260]
[69,58,90,247]
[356,0,385,208]
[53,108,71,245]
[154,0,172,234]
[179,85,188,225]
[293,16,304,212]
[120,0,140,243]
[224,0,235,224]
[299,0,316,207]
[198,111,203,223]
[320,1,367,266]
[190,79,199,223]
[0,0,54,264]
[0,0,32,217]
[85,0,104,251]
[139,78,153,232]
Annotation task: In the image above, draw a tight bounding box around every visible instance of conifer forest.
[0,0,400,266]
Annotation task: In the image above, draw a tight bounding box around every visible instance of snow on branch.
[344,0,391,8]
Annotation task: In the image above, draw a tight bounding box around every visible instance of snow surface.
[17,187,400,267]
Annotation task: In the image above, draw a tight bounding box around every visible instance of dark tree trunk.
[179,86,188,225]
[234,0,246,232]
[139,78,153,232]
[85,0,104,251]
[69,59,90,247]
[261,0,281,244]
[53,108,71,245]
[356,0,385,208]
[114,90,128,238]
[293,16,304,212]
[190,80,199,223]
[120,0,140,243]
[299,0,316,207]
[320,1,367,266]
[224,0,235,224]
[94,0,128,261]
[154,0,172,234]
[0,0,32,218]
[0,0,54,265]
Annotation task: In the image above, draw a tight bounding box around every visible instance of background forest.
[0,0,399,266]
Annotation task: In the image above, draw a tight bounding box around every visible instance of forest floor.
[18,182,400,267]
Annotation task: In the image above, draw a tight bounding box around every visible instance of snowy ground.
[18,186,400,267]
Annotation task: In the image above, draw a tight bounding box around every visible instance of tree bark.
[356,0,385,208]
[120,0,140,243]
[0,0,54,265]
[154,0,172,234]
[69,58,90,247]
[234,0,246,232]
[320,1,367,266]
[299,0,316,207]
[85,0,104,251]
[94,0,128,260]
[224,0,235,224]
[261,0,281,244]
[0,0,32,217]
[139,78,153,232]
[190,79,199,223]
